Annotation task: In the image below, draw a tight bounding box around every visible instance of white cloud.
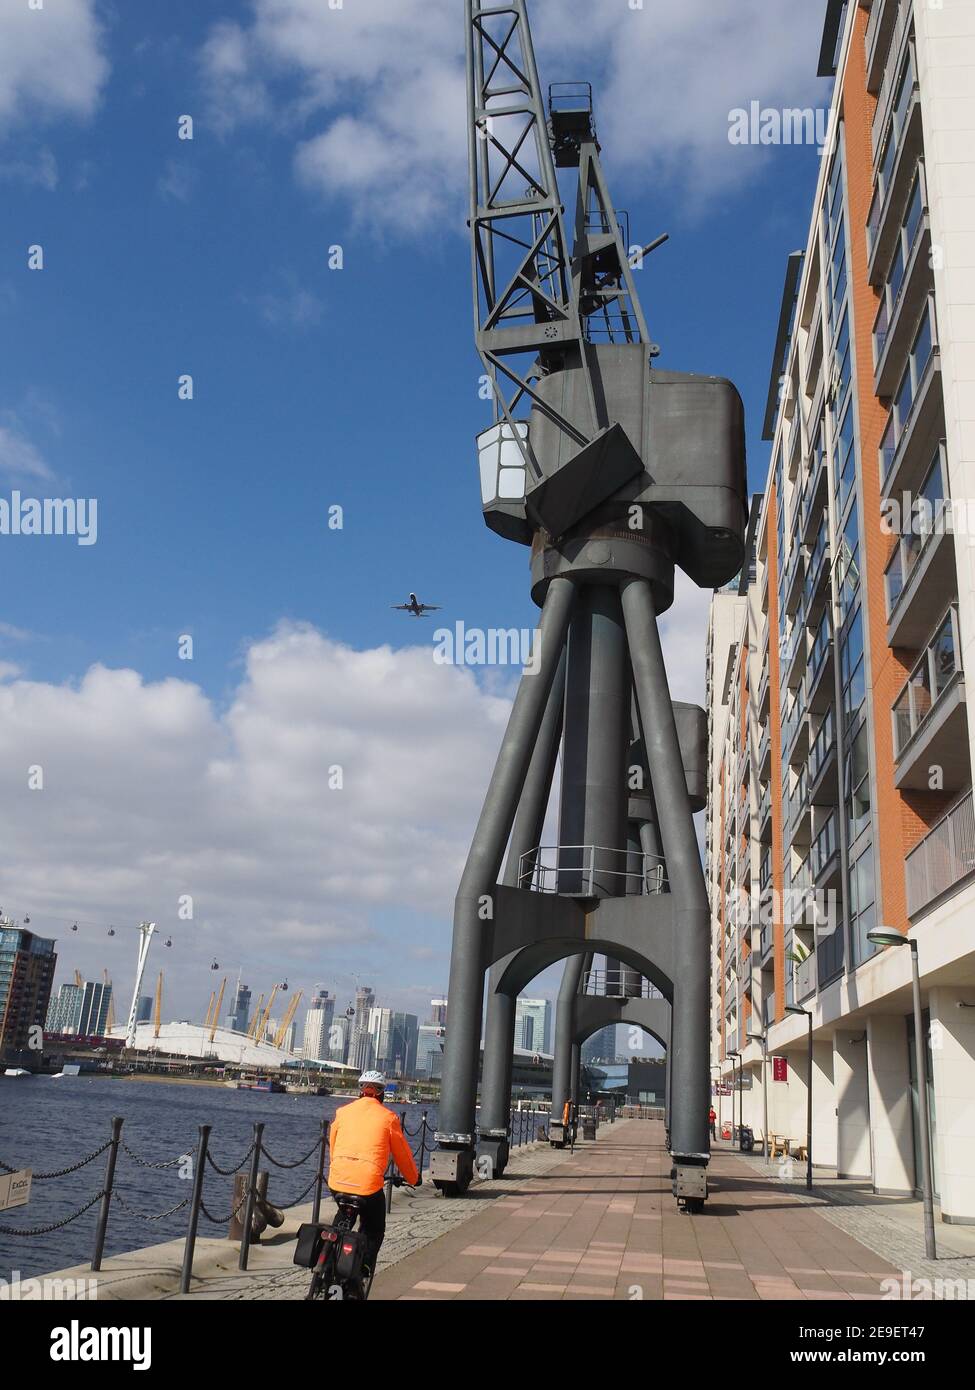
[0,417,53,482]
[1,586,711,1018]
[246,273,324,329]
[0,624,510,1013]
[200,0,824,232]
[0,0,109,135]
[156,157,198,203]
[0,145,58,189]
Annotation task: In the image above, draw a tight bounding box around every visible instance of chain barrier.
[113,1189,191,1223]
[0,1139,114,1182]
[261,1139,319,1170]
[120,1141,185,1171]
[204,1143,255,1176]
[199,1189,249,1227]
[0,1190,106,1238]
[275,1171,321,1209]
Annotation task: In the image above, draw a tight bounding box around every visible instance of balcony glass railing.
[884,443,947,617]
[881,300,936,484]
[892,606,962,756]
[808,707,835,783]
[810,812,838,879]
[808,610,831,688]
[868,42,918,256]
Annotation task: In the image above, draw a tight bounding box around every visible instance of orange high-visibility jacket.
[328,1096,420,1196]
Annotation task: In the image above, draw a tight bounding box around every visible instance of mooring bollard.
[311,1119,329,1225]
[91,1116,124,1273]
[238,1122,265,1271]
[180,1123,212,1295]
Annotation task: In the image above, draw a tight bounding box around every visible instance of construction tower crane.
[273,990,302,1051]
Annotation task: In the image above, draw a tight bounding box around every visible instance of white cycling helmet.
[358,1070,386,1091]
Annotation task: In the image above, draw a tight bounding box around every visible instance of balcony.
[868,79,923,288]
[906,789,975,919]
[886,444,954,650]
[807,707,838,806]
[871,0,915,152]
[874,177,930,398]
[880,315,942,502]
[782,540,805,619]
[760,921,774,967]
[759,789,773,847]
[801,446,828,544]
[758,723,771,780]
[805,610,834,714]
[810,811,840,888]
[866,0,902,94]
[893,607,968,792]
[795,952,817,1003]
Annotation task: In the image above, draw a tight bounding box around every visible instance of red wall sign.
[772,1057,788,1082]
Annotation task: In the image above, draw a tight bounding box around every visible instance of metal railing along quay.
[0,1108,446,1294]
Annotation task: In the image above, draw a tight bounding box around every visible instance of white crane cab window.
[477,422,529,505]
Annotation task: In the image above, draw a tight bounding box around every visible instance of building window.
[851,842,878,966]
[846,725,871,846]
[841,608,865,723]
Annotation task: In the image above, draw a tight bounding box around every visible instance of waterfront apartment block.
[707,0,975,1223]
[0,918,58,1060]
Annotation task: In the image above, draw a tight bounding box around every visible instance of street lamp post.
[747,1030,769,1161]
[727,1050,741,1146]
[785,1006,812,1189]
[868,927,937,1260]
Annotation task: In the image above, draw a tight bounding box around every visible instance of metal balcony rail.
[808,707,835,783]
[905,788,975,918]
[519,844,668,896]
[810,811,838,879]
[892,605,961,757]
[581,970,662,1000]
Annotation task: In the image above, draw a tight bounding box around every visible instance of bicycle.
[304,1176,411,1302]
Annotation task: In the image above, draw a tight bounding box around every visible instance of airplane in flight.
[392,593,442,618]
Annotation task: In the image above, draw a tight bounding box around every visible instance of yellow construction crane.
[74,969,83,987]
[247,994,265,1042]
[273,990,302,1050]
[254,985,278,1045]
[153,971,163,1040]
[209,977,226,1043]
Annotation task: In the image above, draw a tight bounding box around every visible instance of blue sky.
[0,0,832,1027]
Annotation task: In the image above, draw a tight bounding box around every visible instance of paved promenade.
[19,1118,971,1301]
[372,1119,903,1301]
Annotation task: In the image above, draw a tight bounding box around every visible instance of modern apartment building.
[302,989,335,1062]
[708,0,975,1224]
[514,997,552,1054]
[45,979,113,1037]
[0,918,58,1059]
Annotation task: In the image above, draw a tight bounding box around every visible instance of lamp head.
[867,927,909,949]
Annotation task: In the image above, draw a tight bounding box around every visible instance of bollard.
[417,1112,428,1181]
[91,1116,124,1272]
[384,1161,394,1214]
[237,1122,265,1271]
[311,1119,329,1225]
[180,1124,212,1294]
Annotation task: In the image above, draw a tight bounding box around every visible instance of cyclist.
[328,1070,419,1283]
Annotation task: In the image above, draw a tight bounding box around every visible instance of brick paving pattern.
[372,1119,902,1301]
